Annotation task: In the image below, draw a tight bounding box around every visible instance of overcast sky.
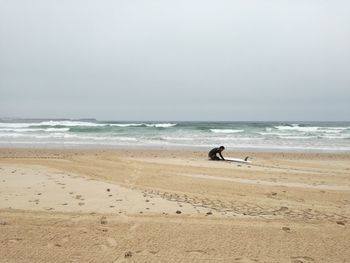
[0,0,349,121]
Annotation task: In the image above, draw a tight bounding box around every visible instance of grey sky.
[1,0,349,121]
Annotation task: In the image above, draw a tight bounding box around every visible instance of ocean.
[0,119,349,152]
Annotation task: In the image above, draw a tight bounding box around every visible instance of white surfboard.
[225,157,252,164]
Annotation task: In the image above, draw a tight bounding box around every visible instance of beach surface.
[0,148,350,262]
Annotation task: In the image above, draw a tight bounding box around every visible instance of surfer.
[208,146,225,161]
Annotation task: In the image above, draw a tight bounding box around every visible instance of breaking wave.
[210,129,244,134]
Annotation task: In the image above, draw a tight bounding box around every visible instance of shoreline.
[1,144,350,154]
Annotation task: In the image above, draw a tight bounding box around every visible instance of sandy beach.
[0,148,350,262]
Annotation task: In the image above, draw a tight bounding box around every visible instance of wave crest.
[210,129,244,134]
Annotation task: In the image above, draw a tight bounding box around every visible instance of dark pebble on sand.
[124,251,133,258]
[176,210,182,214]
[337,221,345,225]
[106,188,110,192]
[206,211,213,215]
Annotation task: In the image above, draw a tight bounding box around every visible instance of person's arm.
[219,152,225,160]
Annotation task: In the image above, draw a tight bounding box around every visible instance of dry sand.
[0,148,350,262]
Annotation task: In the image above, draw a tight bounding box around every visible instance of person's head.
[219,146,225,151]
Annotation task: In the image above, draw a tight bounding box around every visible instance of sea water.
[0,119,349,152]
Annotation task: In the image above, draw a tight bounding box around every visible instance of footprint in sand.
[8,238,22,244]
[98,244,109,252]
[185,249,209,256]
[0,220,8,225]
[282,227,291,232]
[106,237,117,247]
[70,255,82,263]
[134,249,159,257]
[100,216,108,225]
[233,257,259,262]
[61,237,70,243]
[47,243,55,248]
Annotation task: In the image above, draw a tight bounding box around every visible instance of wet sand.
[0,148,350,262]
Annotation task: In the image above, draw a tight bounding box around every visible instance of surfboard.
[225,157,252,164]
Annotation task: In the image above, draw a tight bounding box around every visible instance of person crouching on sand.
[208,146,225,161]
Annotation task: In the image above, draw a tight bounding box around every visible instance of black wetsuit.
[208,147,225,160]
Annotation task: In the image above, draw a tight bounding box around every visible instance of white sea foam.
[277,135,318,139]
[0,123,34,128]
[258,132,296,136]
[210,129,244,134]
[45,128,70,132]
[111,123,177,128]
[318,128,348,133]
[38,121,105,127]
[161,137,194,141]
[213,137,263,141]
[110,123,143,127]
[0,128,70,132]
[145,123,177,128]
[319,134,350,139]
[274,125,349,134]
[274,125,320,132]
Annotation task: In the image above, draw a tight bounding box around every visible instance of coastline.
[1,143,350,154]
[1,147,350,262]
